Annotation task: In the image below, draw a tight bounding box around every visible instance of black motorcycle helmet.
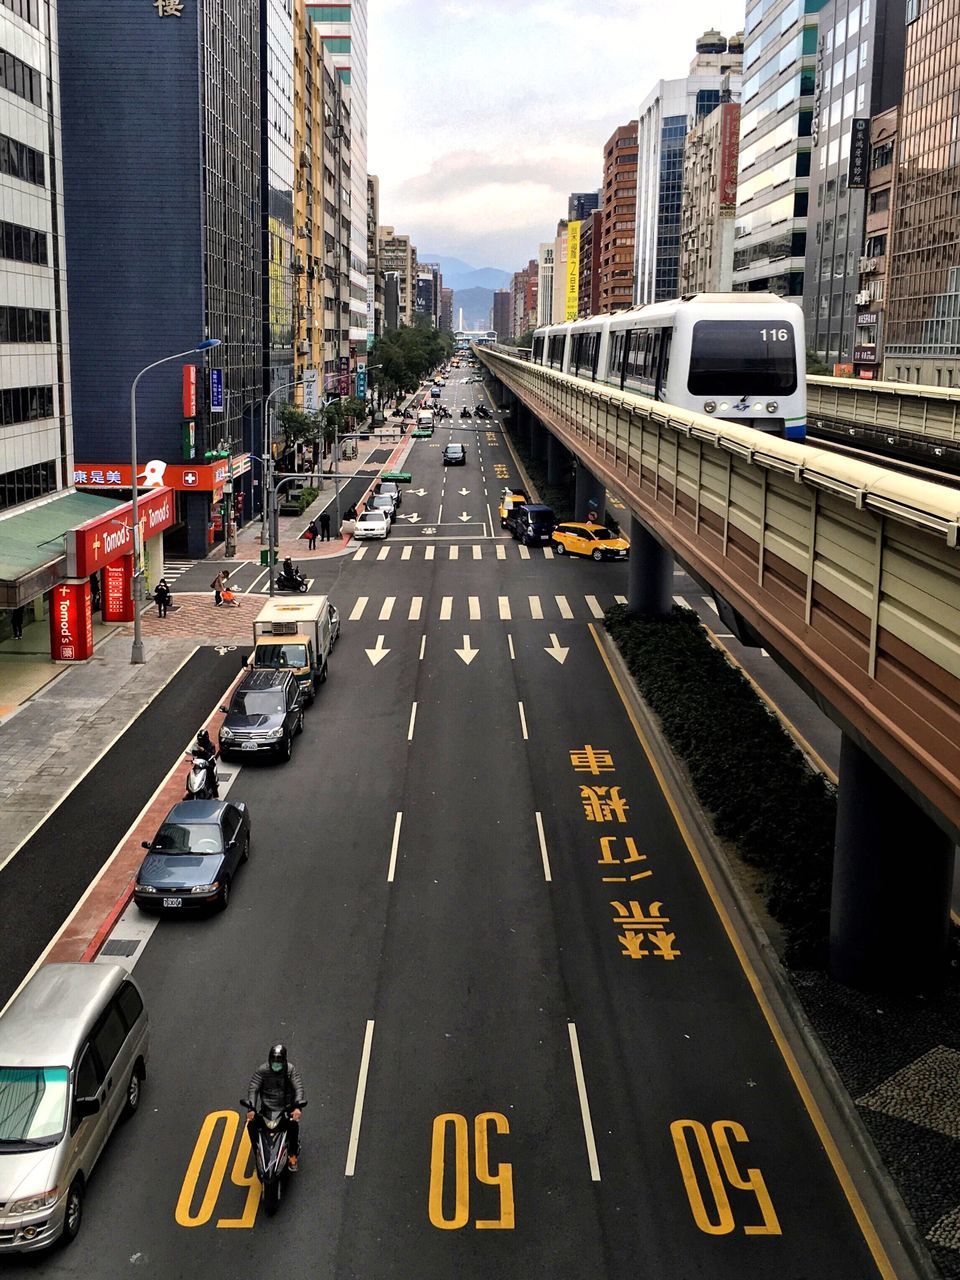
[268,1043,288,1075]
[196,729,212,750]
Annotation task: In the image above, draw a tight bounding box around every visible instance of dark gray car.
[218,669,303,762]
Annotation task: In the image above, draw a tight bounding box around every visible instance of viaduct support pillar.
[547,432,566,487]
[513,401,532,453]
[530,416,548,464]
[575,463,607,524]
[626,516,673,618]
[830,734,954,991]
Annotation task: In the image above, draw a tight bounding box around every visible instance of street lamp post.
[130,337,221,664]
[260,377,312,594]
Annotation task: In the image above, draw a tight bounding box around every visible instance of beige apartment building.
[378,227,417,326]
[679,97,740,294]
[292,0,353,399]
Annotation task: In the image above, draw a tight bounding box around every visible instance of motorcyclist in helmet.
[193,729,219,799]
[246,1044,306,1171]
[282,556,295,582]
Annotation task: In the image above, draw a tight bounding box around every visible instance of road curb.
[596,625,939,1280]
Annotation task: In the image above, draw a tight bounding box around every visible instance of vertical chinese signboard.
[338,356,350,396]
[49,580,94,662]
[182,365,197,419]
[848,119,870,188]
[566,220,581,321]
[101,556,135,622]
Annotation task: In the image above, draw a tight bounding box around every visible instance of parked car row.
[498,487,630,558]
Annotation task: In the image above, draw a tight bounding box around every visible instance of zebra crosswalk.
[344,592,629,623]
[350,542,606,563]
[160,560,197,584]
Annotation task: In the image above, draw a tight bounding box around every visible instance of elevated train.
[532,293,807,441]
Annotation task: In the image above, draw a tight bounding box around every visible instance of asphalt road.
[2,369,890,1277]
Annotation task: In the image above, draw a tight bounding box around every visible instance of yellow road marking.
[588,622,898,1280]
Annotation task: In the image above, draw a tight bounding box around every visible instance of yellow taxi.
[498,487,529,526]
[551,521,630,561]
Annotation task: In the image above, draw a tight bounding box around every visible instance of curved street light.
[130,337,221,664]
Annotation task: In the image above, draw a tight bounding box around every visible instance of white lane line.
[345,1020,376,1177]
[529,595,544,620]
[425,545,435,561]
[498,596,511,620]
[377,546,390,561]
[439,596,453,620]
[496,543,506,560]
[760,648,770,658]
[0,645,200,875]
[518,701,529,740]
[379,596,396,621]
[469,596,481,620]
[672,594,688,609]
[419,634,426,661]
[473,545,482,560]
[585,595,604,619]
[567,1022,601,1182]
[555,595,573,619]
[407,702,418,741]
[402,545,412,561]
[508,634,516,660]
[519,545,531,560]
[246,566,270,594]
[353,546,367,561]
[535,811,552,882]
[701,595,720,616]
[615,594,627,605]
[486,503,495,536]
[437,502,444,523]
[543,547,554,560]
[349,596,368,621]
[387,811,402,883]
[409,596,423,621]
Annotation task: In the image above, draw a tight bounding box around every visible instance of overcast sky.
[368,0,747,273]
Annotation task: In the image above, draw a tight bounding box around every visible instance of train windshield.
[688,321,798,396]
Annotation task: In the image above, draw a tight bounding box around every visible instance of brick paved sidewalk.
[130,592,266,643]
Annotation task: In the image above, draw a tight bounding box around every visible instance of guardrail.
[807,374,960,449]
[479,345,960,837]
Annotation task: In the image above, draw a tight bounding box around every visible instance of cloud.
[368,0,746,269]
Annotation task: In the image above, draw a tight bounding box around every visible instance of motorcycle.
[241,1101,302,1216]
[276,567,308,593]
[184,752,217,800]
[460,408,472,419]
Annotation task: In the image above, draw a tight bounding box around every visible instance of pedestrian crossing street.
[346,592,629,623]
[352,542,569,562]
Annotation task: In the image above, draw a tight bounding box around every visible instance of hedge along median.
[604,603,837,966]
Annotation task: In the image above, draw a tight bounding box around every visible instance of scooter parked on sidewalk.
[241,1100,302,1216]
[276,566,308,593]
[184,752,218,800]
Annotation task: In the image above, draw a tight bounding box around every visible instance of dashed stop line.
[586,595,604,619]
[377,546,389,561]
[496,544,506,560]
[498,596,511,620]
[473,545,482,560]
[401,545,412,560]
[555,595,573,619]
[519,545,530,560]
[529,595,544,620]
[425,545,435,560]
[469,596,481,620]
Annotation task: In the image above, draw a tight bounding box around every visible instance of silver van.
[0,963,149,1252]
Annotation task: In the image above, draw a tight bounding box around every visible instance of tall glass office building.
[733,0,827,297]
[261,0,296,403]
[307,1,368,356]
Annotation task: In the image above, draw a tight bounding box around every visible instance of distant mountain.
[422,252,511,295]
[453,286,494,331]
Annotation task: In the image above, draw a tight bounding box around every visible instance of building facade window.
[0,48,42,105]
[1,0,36,24]
[0,219,47,264]
[0,306,51,342]
[1,385,54,425]
[0,460,55,511]
[0,133,44,185]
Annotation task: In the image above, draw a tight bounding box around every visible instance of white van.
[417,409,435,429]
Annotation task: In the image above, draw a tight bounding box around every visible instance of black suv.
[443,443,466,465]
[219,669,303,763]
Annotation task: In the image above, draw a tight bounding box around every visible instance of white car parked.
[354,510,390,539]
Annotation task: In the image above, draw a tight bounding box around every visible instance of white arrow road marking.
[458,487,470,496]
[399,513,421,523]
[458,512,472,523]
[411,488,428,496]
[455,634,479,665]
[365,635,391,666]
[544,633,570,665]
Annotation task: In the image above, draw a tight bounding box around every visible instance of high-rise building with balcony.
[493,289,512,340]
[307,1,368,362]
[884,0,960,384]
[378,228,416,326]
[680,93,741,293]
[853,107,897,377]
[599,121,638,312]
[293,0,352,402]
[804,0,905,368]
[578,208,602,316]
[733,1,821,299]
[635,33,742,305]
[59,0,262,559]
[440,287,453,332]
[367,174,382,341]
[0,0,71,519]
[568,190,600,221]
[262,0,295,407]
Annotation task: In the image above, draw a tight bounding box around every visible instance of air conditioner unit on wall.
[855,290,871,305]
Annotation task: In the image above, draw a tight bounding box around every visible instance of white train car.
[531,294,807,441]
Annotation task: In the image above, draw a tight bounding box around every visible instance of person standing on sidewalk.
[154,580,171,618]
[319,511,331,542]
[305,519,318,550]
[211,569,227,607]
[10,605,25,639]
